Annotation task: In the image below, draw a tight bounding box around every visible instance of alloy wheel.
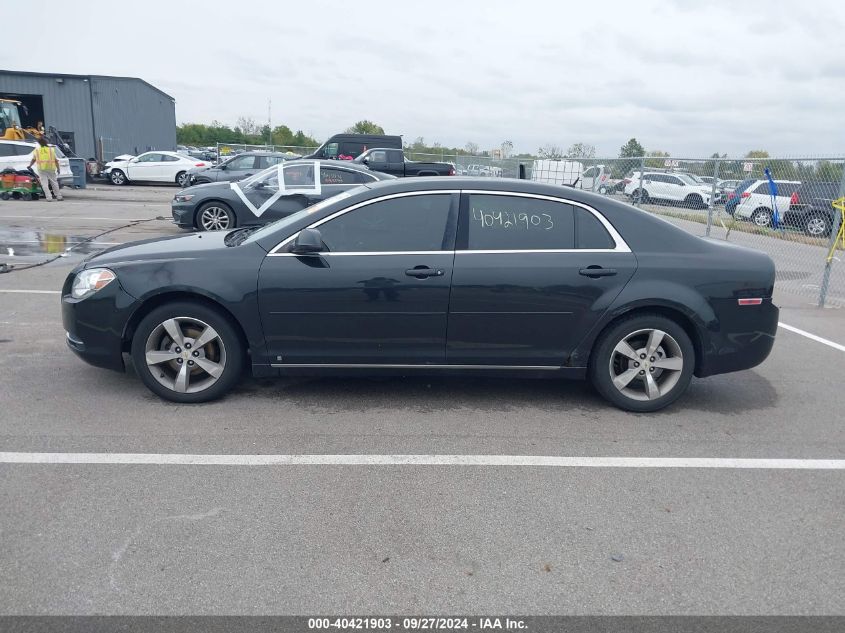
[176,172,189,187]
[806,217,827,236]
[144,317,227,394]
[752,210,772,227]
[608,328,684,402]
[199,206,231,231]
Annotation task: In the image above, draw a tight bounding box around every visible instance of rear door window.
[463,194,575,251]
[321,168,361,185]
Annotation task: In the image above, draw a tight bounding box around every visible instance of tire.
[0,192,9,200]
[130,301,244,403]
[110,169,126,186]
[589,313,695,413]
[750,208,772,228]
[176,171,189,188]
[804,214,830,237]
[599,185,608,195]
[632,189,649,204]
[196,201,236,231]
[684,194,704,209]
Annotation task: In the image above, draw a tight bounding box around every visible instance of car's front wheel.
[131,302,244,403]
[589,314,695,412]
[110,170,126,185]
[684,194,705,209]
[197,201,235,231]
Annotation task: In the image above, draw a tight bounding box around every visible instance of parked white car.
[733,179,802,227]
[103,151,210,187]
[0,139,73,184]
[624,171,713,208]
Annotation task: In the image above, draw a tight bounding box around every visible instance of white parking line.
[0,215,163,221]
[0,453,843,469]
[0,289,60,294]
[778,322,845,353]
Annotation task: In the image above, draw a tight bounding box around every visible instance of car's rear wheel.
[176,171,189,188]
[804,214,829,237]
[131,302,244,403]
[599,185,608,195]
[684,194,704,209]
[110,170,126,186]
[197,201,235,231]
[589,314,694,412]
[633,189,649,204]
[751,208,773,227]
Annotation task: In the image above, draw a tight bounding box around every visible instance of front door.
[127,152,164,181]
[446,192,637,366]
[257,192,458,365]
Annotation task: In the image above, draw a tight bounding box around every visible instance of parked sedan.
[63,177,778,412]
[172,160,394,231]
[104,151,210,187]
[188,151,291,185]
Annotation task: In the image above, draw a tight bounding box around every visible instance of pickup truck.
[353,148,455,177]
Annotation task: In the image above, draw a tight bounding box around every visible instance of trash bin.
[68,158,87,189]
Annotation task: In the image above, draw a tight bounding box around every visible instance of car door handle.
[579,266,617,278]
[405,266,444,278]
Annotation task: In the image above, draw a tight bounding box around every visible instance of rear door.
[446,192,637,366]
[257,191,458,365]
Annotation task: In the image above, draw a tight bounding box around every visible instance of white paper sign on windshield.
[231,161,322,217]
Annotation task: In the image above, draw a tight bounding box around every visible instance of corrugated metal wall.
[0,71,176,160]
[0,72,95,157]
[90,76,176,158]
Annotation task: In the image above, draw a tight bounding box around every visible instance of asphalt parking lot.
[1,187,843,615]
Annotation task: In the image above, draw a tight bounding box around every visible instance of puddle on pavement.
[0,227,115,265]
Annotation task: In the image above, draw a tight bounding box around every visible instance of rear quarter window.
[575,207,615,249]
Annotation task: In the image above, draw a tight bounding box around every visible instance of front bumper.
[171,202,196,228]
[61,273,138,372]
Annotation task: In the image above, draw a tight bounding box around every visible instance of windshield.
[242,187,364,246]
[0,102,23,131]
[677,174,700,185]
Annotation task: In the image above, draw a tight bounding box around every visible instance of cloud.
[1,0,843,156]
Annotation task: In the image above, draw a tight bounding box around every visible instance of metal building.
[0,70,176,160]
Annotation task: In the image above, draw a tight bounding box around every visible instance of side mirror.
[219,164,227,170]
[291,228,324,255]
[362,157,370,164]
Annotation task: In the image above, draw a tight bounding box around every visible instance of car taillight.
[727,192,735,200]
[622,178,631,184]
[790,191,799,204]
[741,192,751,198]
[737,298,763,306]
[195,163,206,167]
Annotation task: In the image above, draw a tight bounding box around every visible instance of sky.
[3,0,844,157]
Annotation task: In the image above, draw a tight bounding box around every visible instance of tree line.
[176,119,842,182]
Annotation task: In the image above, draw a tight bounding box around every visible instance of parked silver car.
[188,151,291,185]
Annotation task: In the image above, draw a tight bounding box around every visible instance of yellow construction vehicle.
[0,98,44,141]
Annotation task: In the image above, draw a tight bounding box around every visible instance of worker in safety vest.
[28,137,63,201]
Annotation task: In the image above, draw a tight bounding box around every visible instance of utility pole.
[267,98,272,147]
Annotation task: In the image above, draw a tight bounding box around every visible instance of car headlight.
[71,268,116,299]
[174,194,195,202]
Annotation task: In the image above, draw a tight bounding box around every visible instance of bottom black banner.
[0,617,842,633]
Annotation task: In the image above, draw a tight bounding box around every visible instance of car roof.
[281,159,396,180]
[359,176,625,200]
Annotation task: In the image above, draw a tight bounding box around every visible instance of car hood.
[180,181,230,195]
[83,231,231,269]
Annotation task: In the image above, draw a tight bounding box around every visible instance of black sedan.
[63,177,778,412]
[171,160,394,232]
